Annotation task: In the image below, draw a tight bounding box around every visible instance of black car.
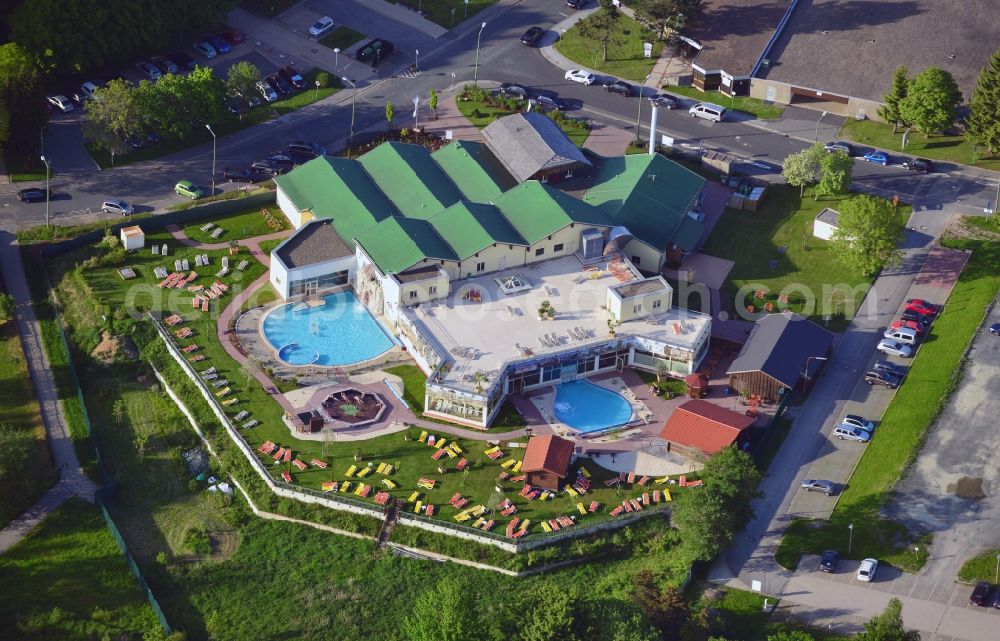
[990,323,1000,336]
[819,549,840,573]
[871,360,905,378]
[280,66,306,90]
[648,94,679,109]
[602,80,634,97]
[285,148,318,164]
[970,581,992,606]
[900,310,931,326]
[267,154,297,169]
[250,159,286,176]
[225,95,245,114]
[356,38,394,64]
[499,82,531,99]
[824,141,855,156]
[222,167,266,183]
[565,0,589,8]
[903,157,933,173]
[520,26,544,46]
[151,55,178,75]
[16,187,50,203]
[534,94,568,111]
[168,50,197,71]
[264,75,287,96]
[865,369,900,389]
[271,74,292,95]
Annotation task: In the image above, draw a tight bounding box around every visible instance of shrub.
[314,71,333,88]
[184,526,212,555]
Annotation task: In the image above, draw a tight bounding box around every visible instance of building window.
[652,299,661,309]
[476,262,486,272]
[633,304,642,313]
[535,248,544,257]
[553,243,564,253]
[631,255,641,265]
[409,291,418,300]
[428,286,437,295]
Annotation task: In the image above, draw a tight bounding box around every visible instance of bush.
[184,526,212,555]
[314,71,332,88]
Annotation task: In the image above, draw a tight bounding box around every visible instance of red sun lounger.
[432,449,447,460]
[627,471,635,484]
[624,501,633,513]
[642,492,650,506]
[653,490,661,503]
[630,499,642,511]
[588,500,599,513]
[292,459,307,471]
[456,458,468,471]
[310,459,328,469]
[272,447,285,460]
[609,505,624,516]
[425,504,435,516]
[637,475,650,486]
[282,471,292,483]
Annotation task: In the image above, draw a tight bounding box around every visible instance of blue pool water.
[553,380,633,433]
[261,292,394,366]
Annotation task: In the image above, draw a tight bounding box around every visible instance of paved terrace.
[403,255,712,393]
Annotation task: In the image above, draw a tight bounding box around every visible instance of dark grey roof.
[395,264,442,283]
[727,312,834,388]
[613,277,669,299]
[482,112,591,183]
[274,220,353,269]
[815,208,839,226]
[688,0,791,76]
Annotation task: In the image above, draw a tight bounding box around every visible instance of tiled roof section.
[357,141,462,219]
[429,201,527,260]
[432,140,516,202]
[727,312,835,388]
[482,112,591,183]
[274,220,353,268]
[493,181,612,245]
[355,217,458,275]
[659,399,755,455]
[273,156,396,247]
[583,154,705,251]
[522,435,575,478]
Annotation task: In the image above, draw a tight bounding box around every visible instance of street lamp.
[342,77,358,157]
[995,554,1000,583]
[635,73,651,142]
[451,7,457,27]
[333,47,340,71]
[848,523,854,555]
[205,124,216,196]
[815,110,828,142]
[415,49,420,70]
[473,22,487,86]
[802,356,828,383]
[464,0,469,20]
[40,155,51,227]
[913,546,920,565]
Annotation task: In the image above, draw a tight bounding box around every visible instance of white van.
[689,102,726,122]
[883,326,918,346]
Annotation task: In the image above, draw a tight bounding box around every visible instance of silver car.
[800,479,835,495]
[877,339,912,358]
[102,199,134,216]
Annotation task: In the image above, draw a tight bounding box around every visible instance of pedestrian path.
[423,94,485,142]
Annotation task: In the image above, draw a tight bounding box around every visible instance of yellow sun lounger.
[341,481,352,493]
[445,448,456,458]
[354,484,365,496]
[449,443,463,454]
[345,465,357,477]
[376,463,387,474]
[221,397,239,406]
[472,517,485,528]
[663,489,672,502]
[541,521,552,532]
[436,438,447,450]
[382,479,397,489]
[418,430,428,443]
[577,502,587,515]
[356,466,371,478]
[654,475,670,484]
[580,466,591,478]
[566,486,578,497]
[511,460,522,473]
[408,491,421,502]
[501,459,515,469]
[519,519,530,531]
[539,491,551,501]
[214,387,231,397]
[484,446,500,455]
[455,512,472,522]
[384,464,395,475]
[471,505,486,517]
[414,500,422,513]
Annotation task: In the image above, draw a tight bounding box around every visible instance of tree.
[899,67,962,134]
[83,78,144,156]
[636,0,704,38]
[0,292,13,325]
[133,67,224,142]
[428,89,438,120]
[385,101,394,131]
[225,61,261,104]
[577,0,624,63]
[522,589,576,641]
[829,194,904,276]
[768,631,815,641]
[878,66,909,132]
[816,150,853,199]
[966,45,1000,155]
[0,43,47,163]
[781,144,824,196]
[855,598,921,641]
[632,570,689,641]
[402,577,479,641]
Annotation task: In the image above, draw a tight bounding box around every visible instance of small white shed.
[812,208,839,241]
[120,225,145,251]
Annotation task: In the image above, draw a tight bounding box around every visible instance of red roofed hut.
[659,400,755,457]
[522,435,575,491]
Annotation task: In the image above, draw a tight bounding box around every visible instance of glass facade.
[288,269,349,297]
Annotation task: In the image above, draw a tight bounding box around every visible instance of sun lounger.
[234,410,249,421]
[237,260,248,270]
[678,475,686,487]
[354,484,366,496]
[383,464,394,475]
[427,434,436,447]
[412,500,423,513]
[588,501,599,513]
[222,398,238,406]
[456,458,468,471]
[345,465,357,477]
[258,441,276,455]
[511,460,522,473]
[573,484,587,495]
[566,486,578,497]
[539,491,550,501]
[382,479,397,489]
[417,478,436,490]
[201,223,214,232]
[540,521,552,533]
[637,475,650,486]
[283,449,291,463]
[182,344,199,353]
[341,481,351,493]
[603,477,620,487]
[687,479,704,487]
[609,505,624,516]
[480,519,494,531]
[214,387,231,397]
[356,466,371,478]
[431,449,447,460]
[282,471,292,483]
[407,491,421,503]
[510,474,526,483]
[449,493,463,506]
[211,379,228,388]
[374,491,389,505]
[630,499,642,511]
[418,430,428,443]
[577,502,587,515]
[559,516,574,527]
[189,354,205,362]
[201,299,209,312]
[292,459,307,470]
[483,445,499,455]
[455,511,472,522]
[449,443,463,454]
[311,459,328,469]
[506,518,520,537]
[653,490,661,503]
[627,472,635,484]
[376,462,387,474]
[212,227,224,239]
[501,459,515,469]
[642,492,650,506]
[623,500,633,513]
[500,504,517,516]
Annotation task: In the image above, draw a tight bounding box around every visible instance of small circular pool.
[261,292,394,366]
[553,380,633,433]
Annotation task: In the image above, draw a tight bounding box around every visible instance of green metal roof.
[492,181,612,244]
[358,141,461,219]
[273,156,396,247]
[672,215,703,253]
[429,202,526,260]
[583,154,705,250]
[355,216,457,275]
[432,140,516,202]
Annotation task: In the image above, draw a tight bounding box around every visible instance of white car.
[857,558,878,582]
[309,16,335,37]
[841,414,876,434]
[101,199,134,216]
[48,95,75,112]
[256,80,278,103]
[565,69,596,85]
[80,81,101,101]
[877,339,912,358]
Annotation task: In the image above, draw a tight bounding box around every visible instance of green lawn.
[180,204,289,244]
[841,119,1000,171]
[320,26,365,51]
[16,214,154,245]
[959,548,1000,582]
[4,151,49,182]
[775,229,1000,573]
[396,0,496,28]
[0,498,161,640]
[696,586,846,641]
[554,12,663,82]
[664,85,786,120]
[0,322,56,528]
[456,96,591,146]
[87,69,341,169]
[701,186,902,332]
[240,0,300,17]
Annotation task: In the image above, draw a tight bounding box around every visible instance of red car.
[890,319,924,335]
[218,29,244,45]
[905,298,938,316]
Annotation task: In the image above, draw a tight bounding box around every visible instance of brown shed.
[659,399,756,456]
[522,434,575,491]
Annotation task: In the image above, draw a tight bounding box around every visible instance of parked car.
[265,155,297,171]
[883,326,918,346]
[900,310,931,326]
[871,360,905,377]
[990,323,1000,336]
[193,41,217,58]
[565,69,596,85]
[225,95,245,114]
[218,29,244,45]
[356,38,394,63]
[520,26,544,46]
[534,94,568,111]
[69,87,88,104]
[309,16,335,37]
[250,159,286,176]
[877,339,913,358]
[841,414,876,433]
[863,150,890,165]
[279,66,306,90]
[47,94,75,112]
[865,369,900,389]
[150,55,178,75]
[204,33,231,54]
[602,80,635,97]
[288,139,326,156]
[819,549,840,573]
[689,102,727,122]
[499,82,531,99]
[905,298,938,316]
[256,80,278,103]
[903,157,933,173]
[16,187,50,203]
[833,425,871,442]
[80,81,101,100]
[136,61,162,80]
[824,141,855,156]
[800,479,835,495]
[168,50,197,71]
[174,180,204,199]
[565,0,589,8]
[222,167,266,183]
[890,319,924,335]
[970,581,992,606]
[268,73,291,96]
[101,199,134,216]
[856,558,878,582]
[648,94,679,109]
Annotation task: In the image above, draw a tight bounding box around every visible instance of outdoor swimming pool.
[261,292,394,366]
[553,380,633,433]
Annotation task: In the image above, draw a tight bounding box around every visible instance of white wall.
[270,254,356,300]
[121,232,144,251]
[269,254,290,298]
[813,219,836,241]
[277,188,309,229]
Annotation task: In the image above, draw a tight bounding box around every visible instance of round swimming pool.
[261,292,394,366]
[553,380,633,433]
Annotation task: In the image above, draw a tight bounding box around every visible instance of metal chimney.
[648,105,658,154]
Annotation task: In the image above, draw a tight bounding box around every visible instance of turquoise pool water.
[262,292,394,366]
[553,380,633,433]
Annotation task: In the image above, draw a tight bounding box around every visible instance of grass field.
[180,204,289,244]
[701,186,904,332]
[0,498,161,640]
[456,97,591,146]
[320,26,365,52]
[663,85,786,120]
[959,548,1000,583]
[396,0,496,28]
[554,12,663,82]
[776,228,1000,572]
[841,119,1000,171]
